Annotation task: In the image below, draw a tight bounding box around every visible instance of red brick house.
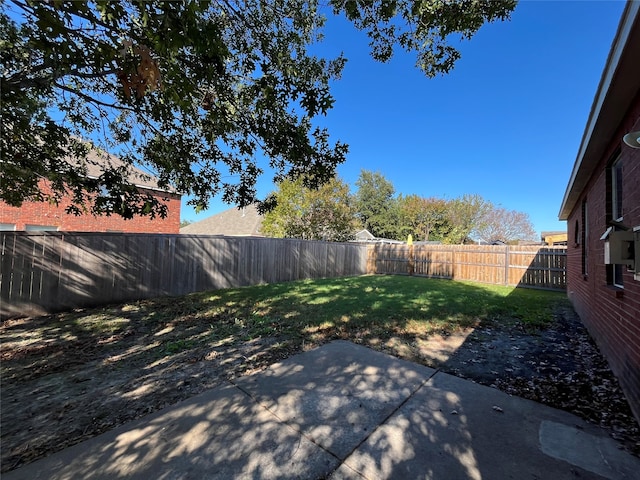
[559,2,640,423]
[0,149,181,234]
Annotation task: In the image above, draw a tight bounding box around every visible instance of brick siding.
[0,180,181,234]
[566,95,640,423]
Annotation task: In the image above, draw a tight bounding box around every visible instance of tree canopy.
[1,0,516,218]
[398,194,449,242]
[351,172,535,243]
[259,168,536,243]
[354,169,397,238]
[261,176,354,241]
[473,206,536,244]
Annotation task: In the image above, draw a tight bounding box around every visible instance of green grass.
[10,275,568,367]
[128,274,565,345]
[195,274,565,332]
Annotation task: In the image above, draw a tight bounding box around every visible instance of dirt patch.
[0,313,299,473]
[440,304,640,456]
[1,303,639,473]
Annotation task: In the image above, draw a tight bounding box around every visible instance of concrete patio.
[5,341,639,479]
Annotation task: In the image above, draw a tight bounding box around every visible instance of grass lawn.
[2,274,613,473]
[27,274,567,362]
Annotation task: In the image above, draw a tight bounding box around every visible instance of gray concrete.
[233,340,436,460]
[5,341,640,480]
[4,383,339,480]
[333,371,639,480]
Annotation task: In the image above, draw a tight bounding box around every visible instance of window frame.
[25,225,59,232]
[581,200,588,277]
[608,154,624,289]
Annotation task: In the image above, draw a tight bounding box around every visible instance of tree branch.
[53,81,137,114]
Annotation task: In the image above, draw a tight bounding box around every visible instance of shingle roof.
[180,204,263,236]
[66,144,176,193]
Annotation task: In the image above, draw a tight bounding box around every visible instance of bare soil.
[441,304,640,456]
[1,304,639,473]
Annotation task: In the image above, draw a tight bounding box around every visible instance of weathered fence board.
[368,244,566,291]
[0,233,369,318]
[1,233,567,319]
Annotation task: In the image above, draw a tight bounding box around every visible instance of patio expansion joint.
[327,367,442,479]
[228,366,441,479]
[227,378,344,463]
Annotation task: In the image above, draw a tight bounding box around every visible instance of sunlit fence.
[368,244,566,291]
[1,233,566,319]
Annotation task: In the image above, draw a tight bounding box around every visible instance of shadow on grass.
[0,275,567,474]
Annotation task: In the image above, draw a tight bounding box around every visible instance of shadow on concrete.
[5,342,638,480]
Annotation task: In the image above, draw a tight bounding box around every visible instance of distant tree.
[443,194,492,244]
[262,177,355,241]
[353,170,397,238]
[1,0,516,218]
[473,207,536,244]
[179,220,192,228]
[398,194,449,242]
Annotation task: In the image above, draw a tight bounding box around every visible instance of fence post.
[504,245,510,286]
[408,243,414,276]
[451,247,456,279]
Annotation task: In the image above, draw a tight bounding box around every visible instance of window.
[25,225,58,231]
[608,155,624,288]
[0,223,16,231]
[612,156,623,221]
[581,200,588,276]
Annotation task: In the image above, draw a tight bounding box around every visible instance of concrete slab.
[5,341,640,480]
[4,383,339,480]
[234,340,436,459]
[335,372,640,480]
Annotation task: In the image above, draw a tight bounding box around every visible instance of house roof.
[71,148,178,194]
[180,204,263,236]
[559,1,640,220]
[355,229,375,240]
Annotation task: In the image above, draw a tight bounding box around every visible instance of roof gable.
[180,204,263,236]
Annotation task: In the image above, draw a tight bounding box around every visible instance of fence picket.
[0,233,370,318]
[0,233,566,319]
[367,244,566,291]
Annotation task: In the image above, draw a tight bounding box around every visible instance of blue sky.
[181,0,627,236]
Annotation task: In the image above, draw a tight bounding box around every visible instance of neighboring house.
[354,229,375,242]
[1,148,181,234]
[541,231,568,246]
[180,204,263,236]
[559,2,640,423]
[352,229,404,244]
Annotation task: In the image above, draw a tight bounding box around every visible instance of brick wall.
[566,95,640,423]
[0,180,181,234]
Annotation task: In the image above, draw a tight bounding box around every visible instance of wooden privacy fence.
[1,232,368,319]
[367,244,566,291]
[1,233,567,319]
